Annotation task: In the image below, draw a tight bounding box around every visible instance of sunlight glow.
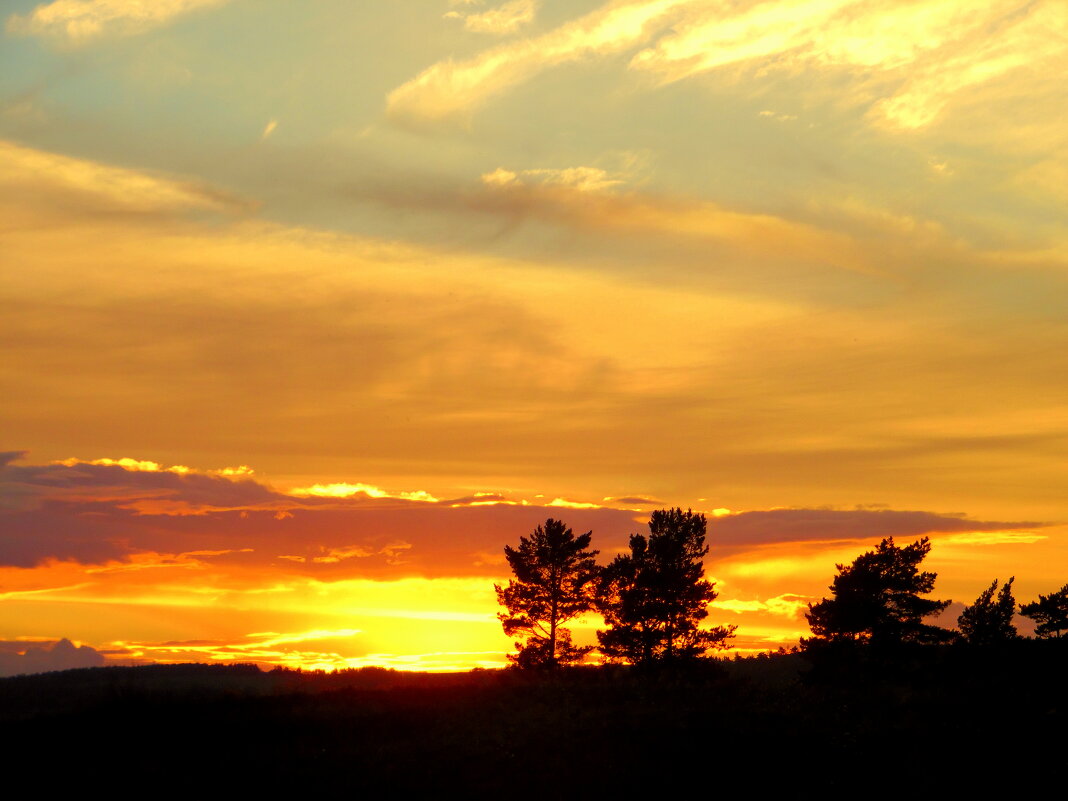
[287,482,439,502]
[548,498,603,509]
[57,456,191,473]
[6,0,228,42]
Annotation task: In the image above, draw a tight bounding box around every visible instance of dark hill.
[0,646,1062,796]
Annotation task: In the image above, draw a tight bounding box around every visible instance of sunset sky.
[2,0,1067,673]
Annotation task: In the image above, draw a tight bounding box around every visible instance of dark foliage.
[804,537,952,646]
[1019,582,1068,638]
[2,649,1065,796]
[958,577,1018,644]
[495,518,600,668]
[595,508,735,664]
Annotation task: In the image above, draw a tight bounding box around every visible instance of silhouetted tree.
[1019,583,1068,639]
[495,518,600,668]
[804,537,952,647]
[958,577,1018,644]
[595,508,735,665]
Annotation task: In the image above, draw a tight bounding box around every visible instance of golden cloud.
[0,139,250,214]
[387,0,689,124]
[452,0,539,35]
[391,0,1065,132]
[482,165,626,192]
[7,0,229,43]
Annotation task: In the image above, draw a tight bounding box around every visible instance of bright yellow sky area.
[2,0,1067,672]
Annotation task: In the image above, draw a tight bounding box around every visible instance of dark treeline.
[495,510,1068,668]
[2,646,1065,795]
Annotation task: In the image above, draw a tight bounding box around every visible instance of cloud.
[288,482,438,503]
[868,2,1067,130]
[0,451,28,468]
[112,628,365,671]
[55,456,205,474]
[0,139,251,216]
[391,0,1065,132]
[2,457,1044,580]
[450,0,539,35]
[387,0,688,124]
[469,172,877,274]
[940,531,1047,546]
[547,498,603,509]
[0,457,645,571]
[711,593,810,619]
[6,0,229,43]
[0,638,105,677]
[3,458,281,513]
[629,0,1066,130]
[709,508,1043,549]
[482,165,625,193]
[113,626,505,672]
[632,0,954,79]
[6,140,1068,525]
[284,541,413,566]
[444,493,518,507]
[351,164,877,275]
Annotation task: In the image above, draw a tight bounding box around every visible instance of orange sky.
[1,453,1062,671]
[2,0,1067,672]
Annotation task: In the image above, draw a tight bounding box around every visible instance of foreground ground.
[1,645,1063,796]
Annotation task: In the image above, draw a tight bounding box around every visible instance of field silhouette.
[2,644,1063,796]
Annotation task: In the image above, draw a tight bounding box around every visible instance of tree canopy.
[494,518,600,668]
[1019,583,1068,639]
[957,577,1017,645]
[595,508,735,665]
[804,537,952,647]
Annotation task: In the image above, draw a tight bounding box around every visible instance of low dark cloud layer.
[0,638,105,677]
[0,457,1043,575]
[0,456,644,572]
[3,460,279,509]
[610,496,664,506]
[709,508,1042,548]
[0,451,27,467]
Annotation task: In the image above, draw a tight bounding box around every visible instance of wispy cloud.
[482,165,626,193]
[55,456,253,476]
[390,0,1065,131]
[117,627,507,671]
[708,508,1044,549]
[287,482,438,503]
[446,0,539,35]
[387,0,688,124]
[472,172,877,274]
[629,0,1065,130]
[7,0,229,43]
[712,593,811,619]
[0,139,250,214]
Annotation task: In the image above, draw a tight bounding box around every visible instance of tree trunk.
[549,566,558,668]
